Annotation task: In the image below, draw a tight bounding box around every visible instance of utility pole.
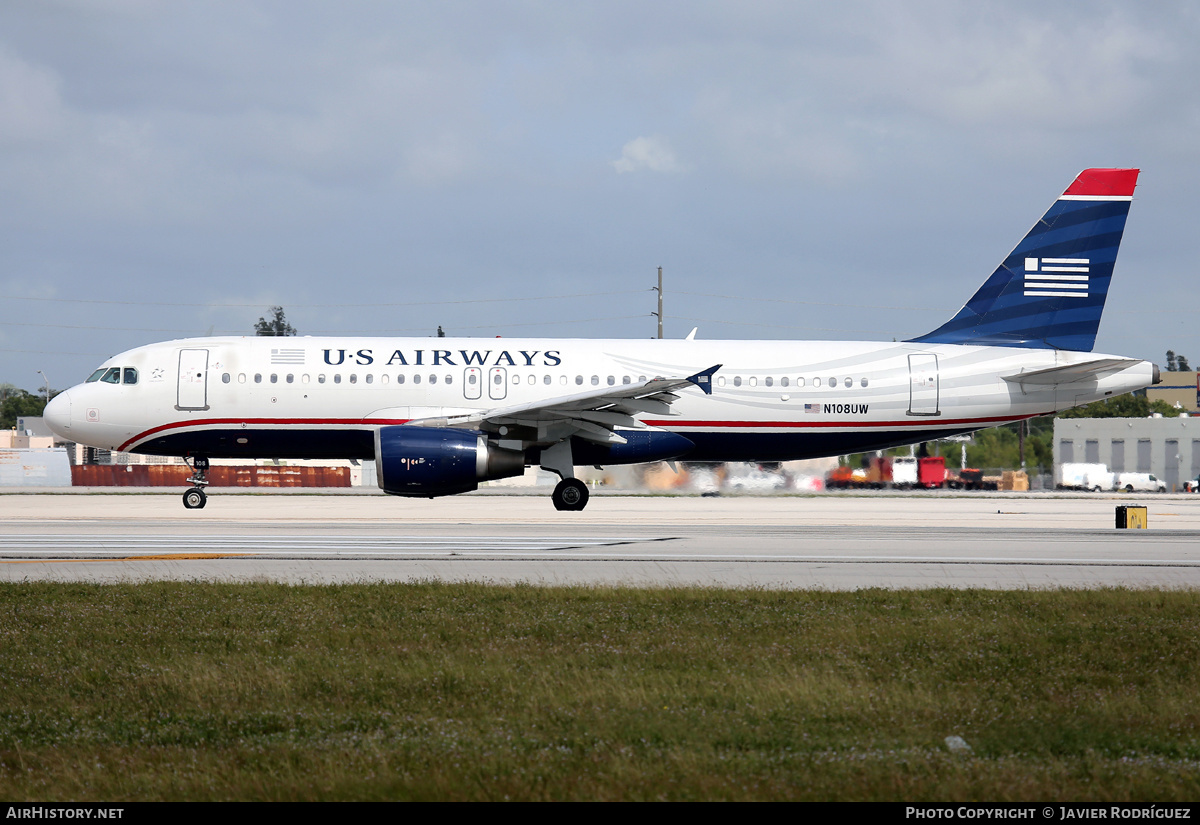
[651,266,663,339]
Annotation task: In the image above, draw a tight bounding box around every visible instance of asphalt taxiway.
[2,491,1199,589]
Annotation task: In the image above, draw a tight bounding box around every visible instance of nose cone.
[44,390,72,437]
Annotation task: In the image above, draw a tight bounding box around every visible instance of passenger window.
[380,374,388,385]
[413,375,421,385]
[123,368,139,385]
[334,374,342,384]
[270,374,278,384]
[749,377,757,387]
[222,373,231,384]
[797,377,805,387]
[607,376,615,386]
[303,374,311,384]
[765,376,773,387]
[861,377,868,387]
[318,374,326,384]
[814,378,821,387]
[466,373,475,385]
[733,376,742,387]
[101,367,121,384]
[238,374,246,384]
[445,375,452,385]
[717,376,726,387]
[844,377,852,388]
[287,374,295,384]
[591,375,599,386]
[397,374,405,384]
[560,375,567,385]
[829,377,836,387]
[544,375,552,385]
[86,368,106,383]
[781,377,789,387]
[429,374,437,385]
[529,375,536,385]
[365,374,373,384]
[575,375,583,385]
[623,376,631,384]
[255,374,262,384]
[349,374,357,384]
[512,374,519,384]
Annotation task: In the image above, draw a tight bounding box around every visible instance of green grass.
[2,583,1199,800]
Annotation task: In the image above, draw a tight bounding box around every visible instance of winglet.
[687,364,721,395]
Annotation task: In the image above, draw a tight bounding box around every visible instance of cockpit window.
[123,368,138,385]
[100,367,121,384]
[86,368,106,383]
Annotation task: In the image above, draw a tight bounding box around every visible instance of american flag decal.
[1024,257,1089,298]
[804,403,821,415]
[270,348,305,365]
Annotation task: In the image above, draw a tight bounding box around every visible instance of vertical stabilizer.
[909,168,1139,351]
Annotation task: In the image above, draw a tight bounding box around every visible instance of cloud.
[611,135,684,173]
[0,46,64,144]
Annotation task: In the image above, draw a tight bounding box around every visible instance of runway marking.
[2,553,255,564]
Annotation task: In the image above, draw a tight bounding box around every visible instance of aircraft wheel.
[183,487,207,510]
[552,478,589,511]
[1125,485,1134,493]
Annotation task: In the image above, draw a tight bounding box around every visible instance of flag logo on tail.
[1024,257,1089,298]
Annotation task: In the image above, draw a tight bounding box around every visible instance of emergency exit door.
[177,348,209,411]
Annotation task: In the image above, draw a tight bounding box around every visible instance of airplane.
[43,168,1159,511]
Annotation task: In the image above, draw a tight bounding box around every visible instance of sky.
[2,0,1199,393]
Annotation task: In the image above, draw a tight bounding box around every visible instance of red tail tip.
[1063,168,1139,198]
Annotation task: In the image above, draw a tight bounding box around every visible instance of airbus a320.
[44,168,1158,511]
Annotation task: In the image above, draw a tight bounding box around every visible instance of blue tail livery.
[910,168,1139,352]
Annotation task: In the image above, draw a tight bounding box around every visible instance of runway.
[3,491,1200,588]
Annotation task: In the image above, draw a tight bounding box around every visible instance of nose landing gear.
[182,456,210,510]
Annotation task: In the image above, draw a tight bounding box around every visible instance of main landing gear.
[552,478,589,512]
[542,441,589,511]
[182,455,210,510]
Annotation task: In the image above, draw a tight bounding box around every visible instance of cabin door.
[907,353,940,416]
[177,348,210,411]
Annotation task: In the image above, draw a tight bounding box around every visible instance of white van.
[1117,473,1167,493]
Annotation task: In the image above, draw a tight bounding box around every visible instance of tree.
[254,306,297,337]
[1166,350,1190,372]
[1058,394,1178,419]
[1,389,47,430]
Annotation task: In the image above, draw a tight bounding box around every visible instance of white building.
[1053,416,1200,490]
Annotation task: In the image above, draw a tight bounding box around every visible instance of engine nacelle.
[375,426,525,497]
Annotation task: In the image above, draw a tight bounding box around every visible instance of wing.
[406,364,721,446]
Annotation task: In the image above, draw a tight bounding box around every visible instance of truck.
[917,456,947,489]
[892,456,918,488]
[1116,473,1167,493]
[1058,463,1115,492]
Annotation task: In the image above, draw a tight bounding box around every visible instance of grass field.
[2,582,1199,801]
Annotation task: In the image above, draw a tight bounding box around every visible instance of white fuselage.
[45,335,1154,464]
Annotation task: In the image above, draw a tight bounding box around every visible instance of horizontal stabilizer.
[1002,358,1140,385]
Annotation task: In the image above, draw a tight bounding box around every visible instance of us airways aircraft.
[44,168,1158,511]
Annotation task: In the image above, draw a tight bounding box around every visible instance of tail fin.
[909,168,1139,352]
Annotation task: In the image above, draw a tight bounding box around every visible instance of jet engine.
[374,426,525,497]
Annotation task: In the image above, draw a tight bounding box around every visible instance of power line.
[0,289,646,310]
